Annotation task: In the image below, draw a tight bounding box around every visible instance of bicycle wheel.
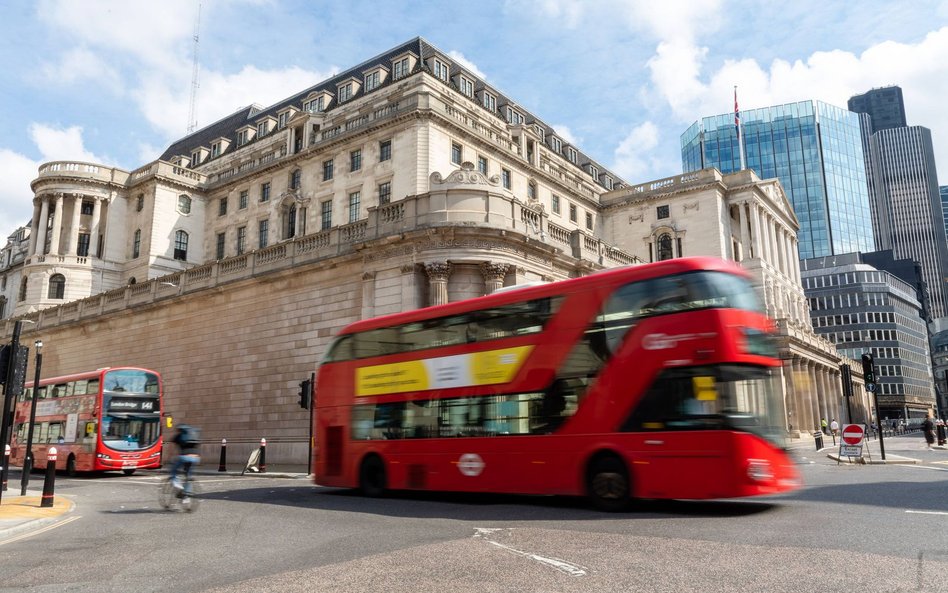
[181,480,201,513]
[159,479,177,510]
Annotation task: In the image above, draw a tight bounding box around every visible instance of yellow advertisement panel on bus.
[354,345,534,397]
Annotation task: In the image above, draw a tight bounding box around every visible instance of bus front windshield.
[623,365,787,448]
[101,369,161,451]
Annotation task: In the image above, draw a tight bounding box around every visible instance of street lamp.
[19,339,42,496]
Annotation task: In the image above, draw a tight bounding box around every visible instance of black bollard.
[259,438,267,473]
[41,447,57,508]
[218,438,227,472]
[1,444,9,492]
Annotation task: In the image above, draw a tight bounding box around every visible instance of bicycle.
[159,456,201,512]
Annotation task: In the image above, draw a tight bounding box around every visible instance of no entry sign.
[842,424,865,445]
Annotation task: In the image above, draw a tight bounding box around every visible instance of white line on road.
[905,510,948,516]
[0,515,82,547]
[474,528,587,577]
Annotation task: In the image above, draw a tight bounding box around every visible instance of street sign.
[866,383,876,393]
[839,445,863,457]
[842,424,865,445]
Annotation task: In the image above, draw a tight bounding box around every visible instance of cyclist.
[169,424,201,502]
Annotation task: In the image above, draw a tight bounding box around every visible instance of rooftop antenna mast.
[186,2,202,134]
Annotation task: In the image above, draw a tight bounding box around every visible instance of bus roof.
[25,366,159,388]
[339,257,747,335]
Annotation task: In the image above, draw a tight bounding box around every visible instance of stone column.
[785,358,799,437]
[400,264,420,310]
[49,193,65,256]
[27,200,41,257]
[424,262,451,306]
[750,203,762,260]
[480,262,509,295]
[67,194,82,255]
[361,271,376,319]
[90,197,103,258]
[34,197,50,257]
[738,202,750,261]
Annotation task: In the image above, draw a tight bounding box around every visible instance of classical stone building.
[1,38,850,463]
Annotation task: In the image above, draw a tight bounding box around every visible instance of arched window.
[657,233,674,261]
[48,274,66,299]
[128,277,137,285]
[177,194,192,215]
[19,278,28,301]
[174,230,188,261]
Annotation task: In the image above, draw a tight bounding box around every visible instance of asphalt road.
[1,444,947,593]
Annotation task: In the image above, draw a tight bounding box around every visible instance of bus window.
[86,379,99,394]
[47,423,64,443]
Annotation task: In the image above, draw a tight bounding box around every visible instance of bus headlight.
[746,458,774,482]
[97,453,112,460]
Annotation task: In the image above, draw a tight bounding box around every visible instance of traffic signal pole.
[862,352,885,461]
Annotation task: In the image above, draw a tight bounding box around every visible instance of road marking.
[0,515,82,547]
[897,464,948,473]
[905,510,948,516]
[474,528,587,577]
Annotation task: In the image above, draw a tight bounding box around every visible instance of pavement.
[789,429,947,464]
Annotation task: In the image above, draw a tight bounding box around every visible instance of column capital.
[424,261,451,281]
[479,262,509,282]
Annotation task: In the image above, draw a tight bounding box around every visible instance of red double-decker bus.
[10,367,163,475]
[313,257,799,510]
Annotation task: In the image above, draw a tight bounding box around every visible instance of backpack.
[178,425,201,446]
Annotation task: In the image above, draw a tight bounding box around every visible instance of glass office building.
[681,100,875,259]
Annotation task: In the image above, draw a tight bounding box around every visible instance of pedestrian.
[820,417,828,434]
[936,418,946,447]
[922,413,936,449]
[830,418,839,436]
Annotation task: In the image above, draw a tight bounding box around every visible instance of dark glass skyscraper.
[681,100,875,259]
[848,86,908,134]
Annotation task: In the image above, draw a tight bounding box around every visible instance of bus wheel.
[586,454,630,512]
[66,455,77,478]
[122,469,136,476]
[359,454,387,497]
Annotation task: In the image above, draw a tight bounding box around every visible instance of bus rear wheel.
[586,454,630,512]
[359,455,387,497]
[66,455,77,478]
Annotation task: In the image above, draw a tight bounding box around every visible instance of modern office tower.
[801,253,935,422]
[847,86,907,134]
[932,320,948,418]
[851,85,948,320]
[681,100,875,260]
[941,185,948,250]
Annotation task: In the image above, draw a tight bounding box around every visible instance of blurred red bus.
[313,257,799,510]
[10,367,163,475]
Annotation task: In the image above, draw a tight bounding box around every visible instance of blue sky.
[2,0,948,240]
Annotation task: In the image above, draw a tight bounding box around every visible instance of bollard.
[259,438,267,473]
[41,447,57,508]
[1,444,9,492]
[813,431,824,451]
[218,438,227,472]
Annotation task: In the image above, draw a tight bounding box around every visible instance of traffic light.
[861,353,875,386]
[298,378,312,410]
[0,344,9,385]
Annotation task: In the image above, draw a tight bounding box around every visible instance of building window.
[321,200,333,230]
[290,169,302,190]
[77,233,90,257]
[216,232,225,259]
[236,227,247,255]
[177,195,191,214]
[477,156,488,174]
[323,159,334,181]
[483,92,496,112]
[603,176,613,190]
[18,278,27,301]
[350,149,362,172]
[80,201,94,215]
[569,203,577,223]
[379,182,392,205]
[48,274,65,299]
[433,59,449,81]
[551,195,561,214]
[133,229,141,258]
[257,122,268,137]
[348,191,361,223]
[657,205,669,219]
[259,219,269,249]
[657,233,674,261]
[589,165,599,180]
[379,139,391,162]
[239,190,248,209]
[502,168,511,189]
[211,142,221,158]
[278,112,288,129]
[136,195,144,212]
[238,130,248,146]
[338,82,353,102]
[567,147,577,164]
[527,182,537,200]
[393,57,409,79]
[505,107,524,125]
[286,205,297,238]
[551,137,562,153]
[260,182,271,202]
[459,76,474,97]
[365,71,380,91]
[586,212,593,230]
[218,197,228,216]
[304,96,325,113]
[451,142,462,165]
[190,151,200,168]
[174,230,188,261]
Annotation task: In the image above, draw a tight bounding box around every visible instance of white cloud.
[39,46,123,92]
[29,124,105,164]
[448,51,488,80]
[550,124,580,146]
[0,149,40,240]
[612,121,669,181]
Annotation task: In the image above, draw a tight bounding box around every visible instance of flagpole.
[735,85,746,171]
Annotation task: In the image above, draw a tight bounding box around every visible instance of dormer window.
[304,95,326,113]
[551,137,562,153]
[237,130,249,146]
[257,122,268,137]
[433,58,449,82]
[393,57,410,79]
[278,112,289,129]
[603,176,614,190]
[211,142,221,158]
[534,125,545,142]
[458,76,474,97]
[482,91,496,113]
[567,147,577,164]
[365,70,380,91]
[338,82,353,102]
[190,150,200,167]
[588,165,599,180]
[505,107,524,125]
